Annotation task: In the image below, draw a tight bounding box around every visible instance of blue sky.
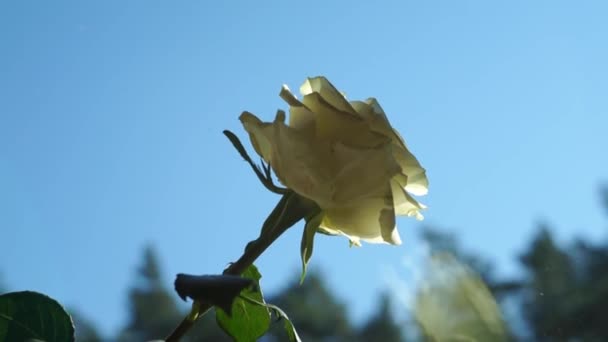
[1,0,607,336]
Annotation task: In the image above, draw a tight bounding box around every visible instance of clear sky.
[2,0,607,336]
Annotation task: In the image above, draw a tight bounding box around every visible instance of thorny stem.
[165,192,319,342]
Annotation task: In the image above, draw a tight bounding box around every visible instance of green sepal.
[223,130,287,194]
[300,212,323,284]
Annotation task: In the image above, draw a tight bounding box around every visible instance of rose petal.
[280,85,316,132]
[300,77,357,115]
[271,120,335,204]
[301,92,389,148]
[350,101,376,120]
[240,111,324,197]
[239,112,275,164]
[321,184,401,245]
[350,99,418,159]
[330,142,400,206]
[392,147,429,196]
[391,178,425,220]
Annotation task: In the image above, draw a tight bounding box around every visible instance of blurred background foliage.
[4,186,608,341]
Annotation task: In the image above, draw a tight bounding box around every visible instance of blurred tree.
[358,292,405,342]
[421,227,522,298]
[40,186,608,341]
[569,239,608,340]
[116,244,230,341]
[421,227,492,276]
[185,308,232,342]
[600,185,608,217]
[267,271,355,342]
[117,244,183,341]
[553,191,608,340]
[519,226,578,340]
[554,186,608,340]
[70,309,103,342]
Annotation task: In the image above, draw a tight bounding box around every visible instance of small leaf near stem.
[216,265,270,342]
[239,293,302,342]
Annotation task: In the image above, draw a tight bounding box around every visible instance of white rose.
[240,77,428,245]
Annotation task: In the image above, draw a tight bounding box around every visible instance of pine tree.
[267,271,355,342]
[359,292,404,342]
[520,226,577,340]
[116,244,231,341]
[117,245,183,341]
[70,309,103,342]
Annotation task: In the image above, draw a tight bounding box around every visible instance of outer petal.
[301,92,389,148]
[300,77,357,115]
[239,111,275,164]
[391,178,425,220]
[320,184,402,245]
[272,119,336,205]
[351,98,402,145]
[393,149,429,196]
[279,85,316,133]
[350,100,376,120]
[351,98,388,119]
[349,98,430,195]
[241,111,339,205]
[330,142,401,206]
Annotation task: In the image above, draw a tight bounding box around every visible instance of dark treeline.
[72,246,405,342]
[8,187,608,341]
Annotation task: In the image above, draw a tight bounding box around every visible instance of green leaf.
[216,265,270,342]
[0,291,75,342]
[239,295,302,342]
[300,212,323,283]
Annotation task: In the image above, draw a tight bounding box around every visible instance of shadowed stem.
[165,192,319,342]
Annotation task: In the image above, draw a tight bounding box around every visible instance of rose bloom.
[240,77,428,246]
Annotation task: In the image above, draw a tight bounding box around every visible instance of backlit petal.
[321,184,401,245]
